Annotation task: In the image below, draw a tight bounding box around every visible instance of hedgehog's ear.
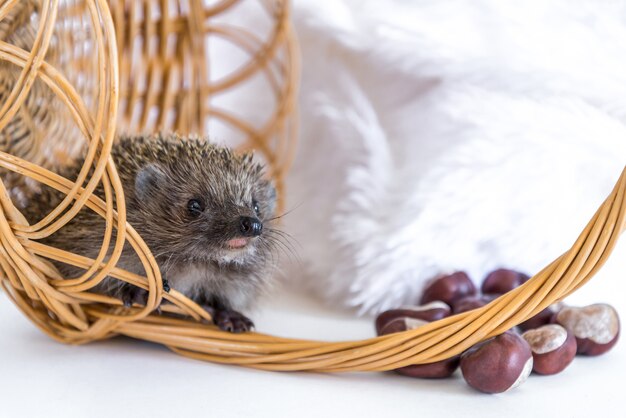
[135,164,165,201]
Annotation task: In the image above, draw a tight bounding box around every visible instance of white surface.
[1,242,625,418]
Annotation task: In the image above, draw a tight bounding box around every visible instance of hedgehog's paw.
[119,284,149,308]
[212,309,255,333]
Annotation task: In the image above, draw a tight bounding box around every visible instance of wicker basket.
[0,0,624,372]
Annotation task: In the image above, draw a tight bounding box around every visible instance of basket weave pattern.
[0,0,624,372]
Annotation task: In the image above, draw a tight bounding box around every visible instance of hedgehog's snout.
[238,216,263,237]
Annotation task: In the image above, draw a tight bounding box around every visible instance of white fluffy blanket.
[283,0,626,314]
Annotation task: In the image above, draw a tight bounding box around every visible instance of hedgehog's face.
[130,154,277,267]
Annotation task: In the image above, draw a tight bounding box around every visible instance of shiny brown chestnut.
[420,271,476,306]
[452,294,498,314]
[379,317,459,378]
[554,304,620,356]
[522,324,577,375]
[518,305,559,332]
[375,301,451,334]
[395,357,460,379]
[460,332,533,394]
[481,268,530,295]
[379,317,429,335]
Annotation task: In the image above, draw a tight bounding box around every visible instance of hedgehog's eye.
[253,200,261,216]
[187,198,205,217]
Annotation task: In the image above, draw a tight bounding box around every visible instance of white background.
[1,238,624,418]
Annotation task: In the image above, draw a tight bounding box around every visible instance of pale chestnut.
[522,324,577,375]
[555,304,620,356]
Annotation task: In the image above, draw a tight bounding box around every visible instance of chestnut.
[375,301,451,334]
[379,317,428,335]
[518,304,559,332]
[460,332,533,393]
[481,268,530,295]
[395,356,460,379]
[379,316,459,378]
[420,271,476,306]
[452,294,498,314]
[554,303,620,356]
[522,324,577,375]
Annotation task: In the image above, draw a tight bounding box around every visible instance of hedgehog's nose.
[239,216,263,237]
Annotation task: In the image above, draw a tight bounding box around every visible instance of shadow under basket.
[0,0,625,373]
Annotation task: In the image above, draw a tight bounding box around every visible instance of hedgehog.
[21,133,280,332]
